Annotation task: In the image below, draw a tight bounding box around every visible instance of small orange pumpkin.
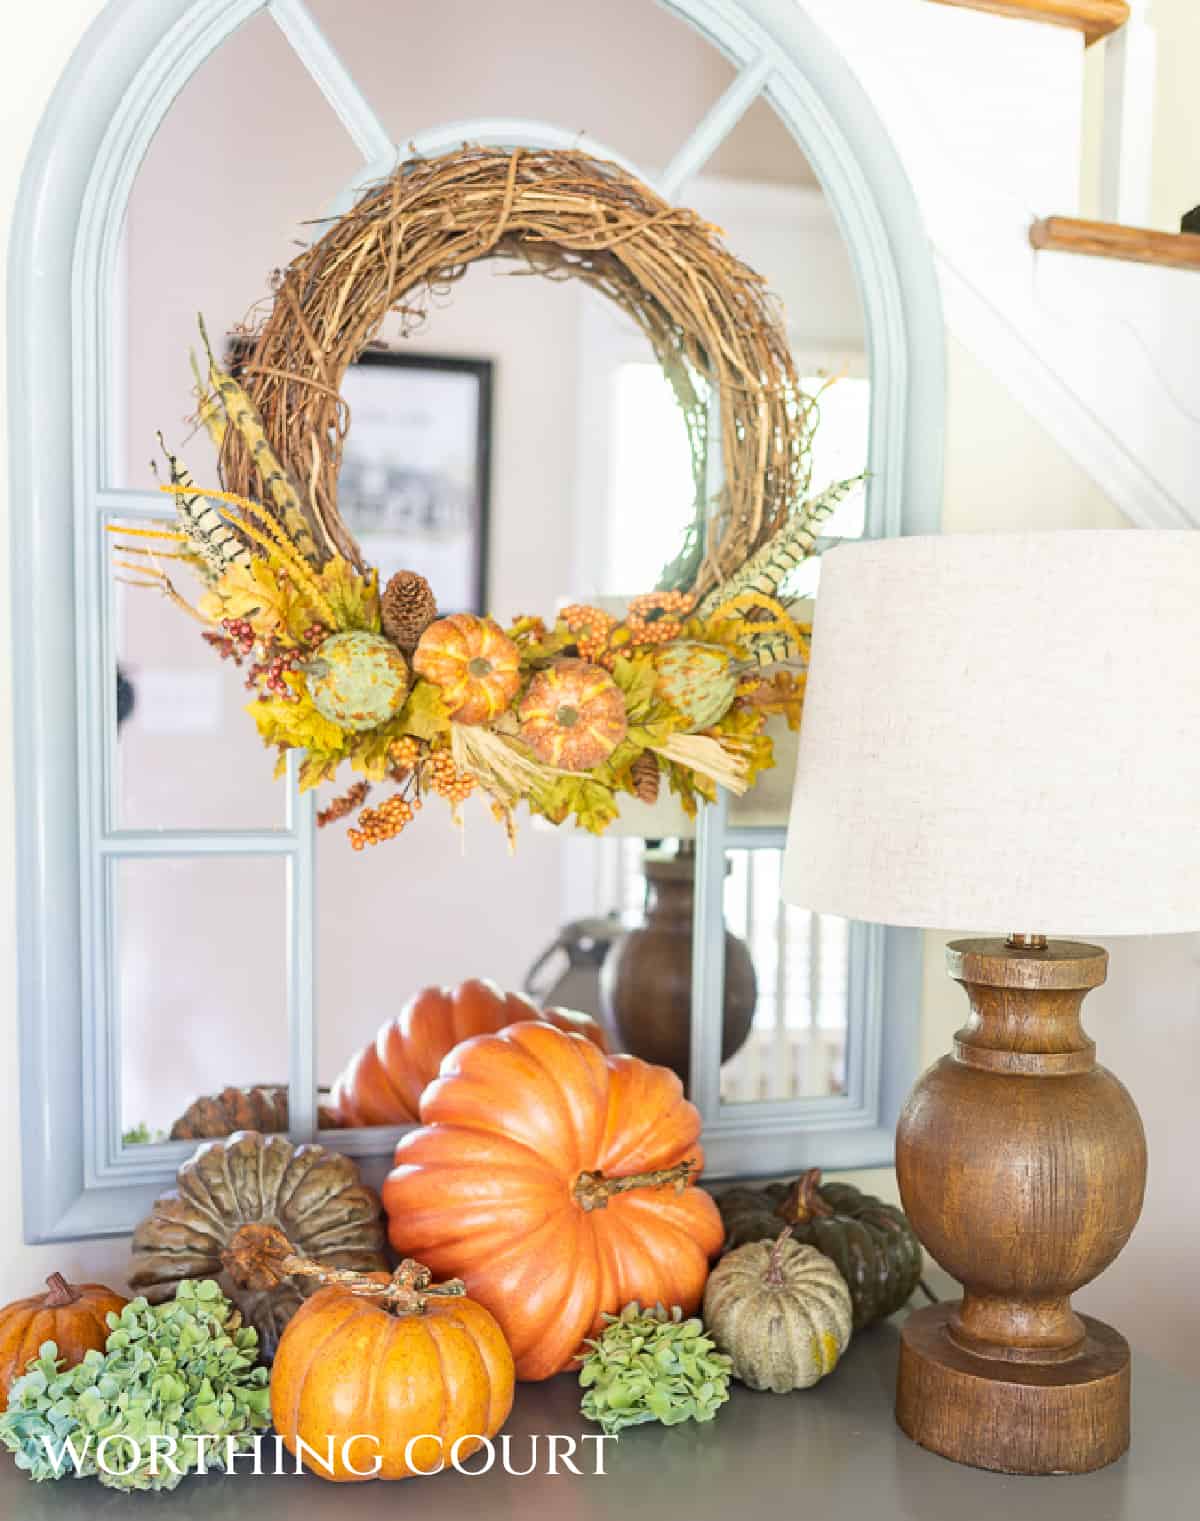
[0,1275,129,1408]
[328,977,607,1127]
[382,1022,724,1380]
[517,658,628,771]
[412,614,521,724]
[263,1238,514,1483]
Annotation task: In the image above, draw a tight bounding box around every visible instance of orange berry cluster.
[625,590,696,645]
[561,603,618,667]
[562,603,615,634]
[389,736,422,774]
[427,750,476,805]
[348,792,423,850]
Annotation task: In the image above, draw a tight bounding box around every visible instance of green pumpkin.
[654,640,737,731]
[305,631,410,732]
[715,1169,923,1331]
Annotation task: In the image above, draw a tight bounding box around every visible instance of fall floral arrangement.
[115,413,825,848]
[112,148,854,852]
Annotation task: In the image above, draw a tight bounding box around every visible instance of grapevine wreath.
[112,147,858,848]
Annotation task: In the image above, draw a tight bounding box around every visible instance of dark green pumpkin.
[716,1169,923,1331]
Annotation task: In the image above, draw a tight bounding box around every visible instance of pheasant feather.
[160,440,249,579]
[697,476,862,617]
[199,320,323,566]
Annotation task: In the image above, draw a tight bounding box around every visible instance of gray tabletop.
[1,1309,1195,1519]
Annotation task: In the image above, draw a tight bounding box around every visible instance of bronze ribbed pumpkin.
[168,1084,341,1139]
[129,1130,388,1359]
[716,1168,923,1330]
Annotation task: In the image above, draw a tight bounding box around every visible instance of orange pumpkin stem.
[774,1168,834,1226]
[43,1273,80,1308]
[573,1158,699,1213]
[222,1223,465,1315]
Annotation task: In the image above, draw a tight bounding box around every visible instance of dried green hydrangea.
[579,1301,733,1436]
[0,1279,270,1491]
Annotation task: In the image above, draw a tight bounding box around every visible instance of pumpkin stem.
[221,1223,465,1316]
[764,1228,793,1287]
[573,1158,698,1212]
[43,1273,80,1308]
[774,1168,834,1226]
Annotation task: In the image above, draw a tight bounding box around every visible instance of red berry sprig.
[219,617,256,660]
[248,646,304,700]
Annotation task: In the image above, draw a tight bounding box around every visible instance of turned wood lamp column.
[781,532,1200,1476]
[894,933,1146,1472]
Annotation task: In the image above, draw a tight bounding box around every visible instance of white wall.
[1,0,1196,1382]
[0,0,132,1294]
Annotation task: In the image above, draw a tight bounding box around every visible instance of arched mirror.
[12,0,943,1237]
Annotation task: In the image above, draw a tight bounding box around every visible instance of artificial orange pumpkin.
[270,1257,514,1482]
[517,658,628,771]
[412,614,521,725]
[328,977,608,1127]
[0,1275,129,1408]
[382,1022,723,1380]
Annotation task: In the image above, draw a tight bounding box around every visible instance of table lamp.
[782,531,1200,1476]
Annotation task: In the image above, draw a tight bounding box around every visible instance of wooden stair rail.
[1030,217,1200,272]
[928,1,1129,45]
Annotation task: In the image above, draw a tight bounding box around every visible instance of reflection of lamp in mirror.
[598,715,799,1089]
[782,531,1200,1475]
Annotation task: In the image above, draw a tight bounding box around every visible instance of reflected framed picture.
[230,343,493,615]
[335,352,492,614]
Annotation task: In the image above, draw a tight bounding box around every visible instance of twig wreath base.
[222,147,822,597]
[111,147,855,852]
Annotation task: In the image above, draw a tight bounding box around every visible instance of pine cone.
[630,749,660,803]
[381,570,437,652]
[169,1085,341,1139]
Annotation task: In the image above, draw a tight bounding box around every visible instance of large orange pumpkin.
[411,614,521,725]
[382,1022,723,1380]
[0,1275,128,1408]
[271,1265,514,1482]
[328,978,608,1128]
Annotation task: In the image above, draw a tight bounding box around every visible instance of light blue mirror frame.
[10,0,944,1241]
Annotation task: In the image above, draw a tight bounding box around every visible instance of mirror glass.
[110,543,286,831]
[117,856,288,1146]
[114,0,870,1136]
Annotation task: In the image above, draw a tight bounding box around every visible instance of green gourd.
[715,1168,923,1331]
[653,641,737,731]
[305,631,410,731]
[703,1231,852,1392]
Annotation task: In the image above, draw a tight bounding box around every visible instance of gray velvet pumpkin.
[703,1232,853,1393]
[129,1130,388,1359]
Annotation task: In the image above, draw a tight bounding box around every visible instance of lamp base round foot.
[896,1303,1131,1475]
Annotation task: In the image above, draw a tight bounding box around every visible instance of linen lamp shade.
[782,531,1200,937]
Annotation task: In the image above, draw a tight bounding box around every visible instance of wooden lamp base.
[897,1307,1130,1474]
[894,938,1147,1475]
